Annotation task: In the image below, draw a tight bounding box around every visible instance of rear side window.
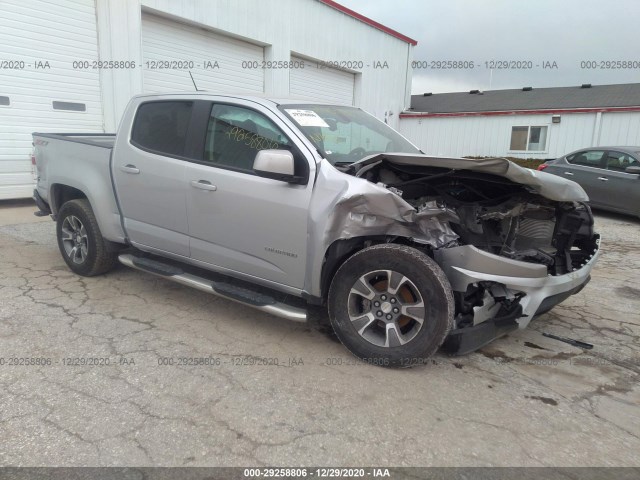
[567,150,605,168]
[131,101,193,156]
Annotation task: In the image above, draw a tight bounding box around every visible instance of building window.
[510,126,548,151]
[52,101,86,112]
[0,96,9,106]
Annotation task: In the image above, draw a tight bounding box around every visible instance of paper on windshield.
[285,109,329,128]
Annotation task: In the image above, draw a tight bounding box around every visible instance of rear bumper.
[435,236,600,329]
[33,188,51,217]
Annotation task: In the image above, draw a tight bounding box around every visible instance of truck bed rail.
[33,133,116,149]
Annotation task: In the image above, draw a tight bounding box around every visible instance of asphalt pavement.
[1,200,638,466]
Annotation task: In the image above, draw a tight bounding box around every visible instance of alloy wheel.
[60,215,89,264]
[347,269,426,348]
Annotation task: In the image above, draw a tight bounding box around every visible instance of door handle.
[563,171,574,176]
[120,164,140,174]
[597,176,609,181]
[190,180,217,191]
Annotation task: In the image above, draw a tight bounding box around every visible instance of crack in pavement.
[1,215,639,466]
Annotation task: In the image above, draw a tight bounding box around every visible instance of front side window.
[606,151,640,172]
[568,150,605,168]
[204,104,292,171]
[509,126,548,151]
[131,101,193,156]
[278,104,420,165]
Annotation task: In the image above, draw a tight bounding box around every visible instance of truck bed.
[32,131,125,243]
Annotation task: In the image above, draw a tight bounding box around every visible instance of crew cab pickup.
[33,93,600,366]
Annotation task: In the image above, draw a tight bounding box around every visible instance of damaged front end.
[316,154,600,354]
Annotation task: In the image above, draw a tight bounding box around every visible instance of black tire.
[328,244,454,367]
[56,199,118,276]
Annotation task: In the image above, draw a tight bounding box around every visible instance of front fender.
[304,160,458,298]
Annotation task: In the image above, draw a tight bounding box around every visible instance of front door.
[597,151,640,215]
[185,101,315,290]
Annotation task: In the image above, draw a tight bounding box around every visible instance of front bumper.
[435,236,600,329]
[442,303,522,355]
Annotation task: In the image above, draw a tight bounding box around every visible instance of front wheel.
[56,199,118,276]
[328,244,454,367]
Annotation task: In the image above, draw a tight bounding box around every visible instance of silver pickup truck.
[33,93,600,367]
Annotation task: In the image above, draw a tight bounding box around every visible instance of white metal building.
[0,0,416,199]
[399,83,640,159]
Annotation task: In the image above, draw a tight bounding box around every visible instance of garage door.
[142,14,264,94]
[0,0,103,199]
[290,56,355,105]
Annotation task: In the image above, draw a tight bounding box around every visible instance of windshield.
[278,104,421,165]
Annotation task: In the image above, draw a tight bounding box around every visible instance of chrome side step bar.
[118,253,307,322]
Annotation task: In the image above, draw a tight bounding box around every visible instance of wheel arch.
[55,197,119,276]
[326,241,455,366]
[49,181,125,243]
[316,235,430,305]
[50,183,87,216]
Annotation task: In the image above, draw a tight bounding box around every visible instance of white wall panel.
[1,0,415,199]
[399,112,604,159]
[0,0,103,199]
[137,0,412,128]
[598,112,640,146]
[290,56,355,105]
[96,0,143,133]
[141,14,264,94]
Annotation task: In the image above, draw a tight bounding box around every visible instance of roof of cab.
[130,92,348,107]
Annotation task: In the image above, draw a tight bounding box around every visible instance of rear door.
[184,100,315,289]
[558,150,607,206]
[112,101,196,257]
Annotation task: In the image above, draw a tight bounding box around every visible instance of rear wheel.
[56,199,118,276]
[328,244,454,367]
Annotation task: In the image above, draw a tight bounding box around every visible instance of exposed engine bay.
[349,158,598,277]
[338,157,600,350]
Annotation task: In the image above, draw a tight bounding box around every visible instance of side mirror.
[253,150,305,184]
[625,165,640,175]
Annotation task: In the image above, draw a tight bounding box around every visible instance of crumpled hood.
[351,153,589,202]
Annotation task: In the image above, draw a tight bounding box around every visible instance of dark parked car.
[538,147,640,218]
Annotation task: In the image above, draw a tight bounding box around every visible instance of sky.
[338,0,640,94]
